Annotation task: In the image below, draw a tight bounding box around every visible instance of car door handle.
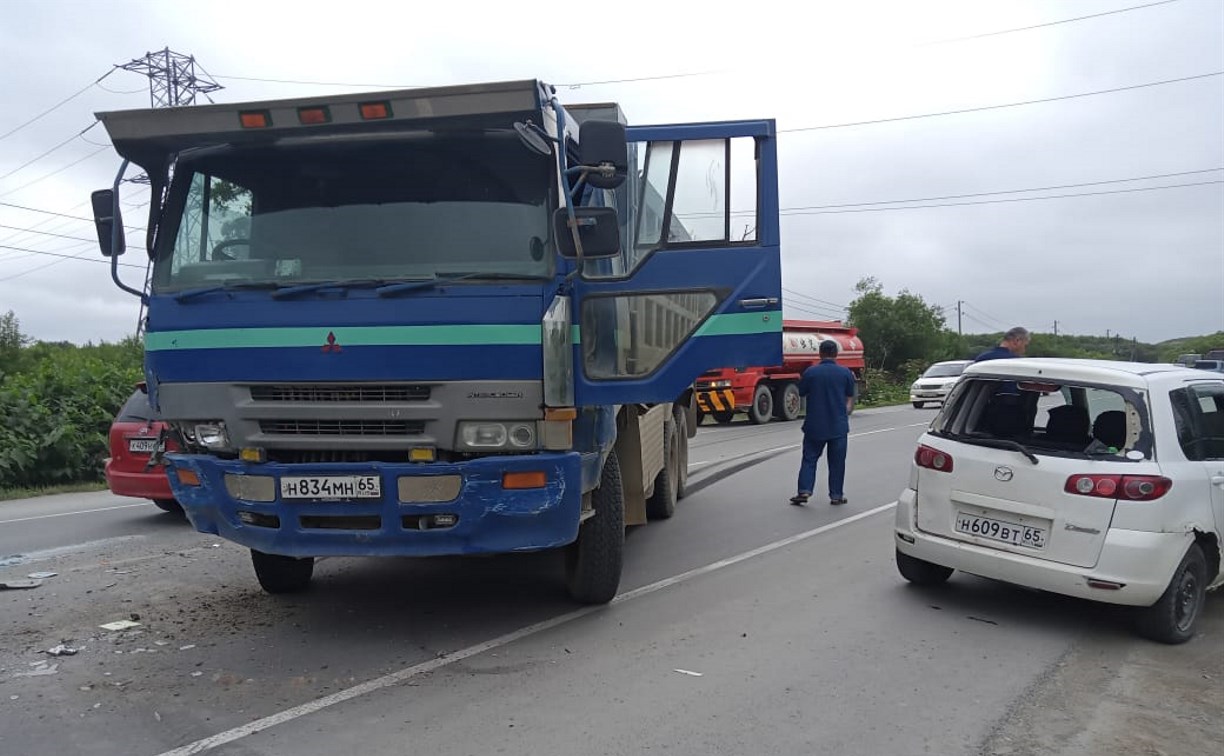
[739,297,779,309]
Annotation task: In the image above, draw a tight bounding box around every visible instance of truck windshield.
[153,133,554,292]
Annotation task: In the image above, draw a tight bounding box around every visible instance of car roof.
[933,360,972,366]
[961,358,1222,388]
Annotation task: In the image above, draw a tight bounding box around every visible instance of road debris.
[0,579,40,590]
[179,644,196,651]
[46,644,78,657]
[99,620,142,631]
[15,663,59,678]
[27,571,58,580]
[967,616,1000,626]
[673,669,704,677]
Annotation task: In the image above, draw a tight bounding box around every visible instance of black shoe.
[829,497,848,506]
[790,494,810,506]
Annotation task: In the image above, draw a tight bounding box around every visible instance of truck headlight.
[194,422,229,449]
[457,422,538,451]
[709,380,732,388]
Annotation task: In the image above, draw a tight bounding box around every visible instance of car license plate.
[955,512,1047,549]
[128,438,158,454]
[280,476,381,500]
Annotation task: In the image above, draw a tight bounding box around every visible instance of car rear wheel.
[895,549,953,585]
[151,498,182,514]
[1135,543,1207,644]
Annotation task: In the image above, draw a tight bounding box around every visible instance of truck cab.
[91,79,782,603]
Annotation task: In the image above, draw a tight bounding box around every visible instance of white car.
[894,358,1224,643]
[910,360,972,408]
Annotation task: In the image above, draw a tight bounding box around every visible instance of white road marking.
[153,501,898,756]
[688,421,929,473]
[0,503,147,525]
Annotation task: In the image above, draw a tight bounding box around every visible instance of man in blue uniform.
[974,326,1030,362]
[791,340,857,506]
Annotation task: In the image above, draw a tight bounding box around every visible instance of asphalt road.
[1,405,1219,756]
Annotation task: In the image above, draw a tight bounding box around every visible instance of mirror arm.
[110,159,147,302]
[550,97,586,264]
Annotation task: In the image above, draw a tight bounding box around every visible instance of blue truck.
[91,79,782,603]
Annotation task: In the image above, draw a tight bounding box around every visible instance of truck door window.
[581,291,718,379]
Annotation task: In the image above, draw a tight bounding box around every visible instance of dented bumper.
[165,452,582,558]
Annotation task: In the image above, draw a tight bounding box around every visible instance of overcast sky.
[0,0,1220,345]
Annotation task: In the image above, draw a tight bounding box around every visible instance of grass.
[0,481,109,502]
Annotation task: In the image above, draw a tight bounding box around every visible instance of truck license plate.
[280,476,381,500]
[955,512,1047,549]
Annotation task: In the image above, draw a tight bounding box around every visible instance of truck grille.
[249,384,431,403]
[259,420,426,436]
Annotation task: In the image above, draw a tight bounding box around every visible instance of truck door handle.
[1212,474,1224,486]
[739,297,779,309]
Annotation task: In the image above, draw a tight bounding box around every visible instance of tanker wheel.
[773,383,802,422]
[712,411,735,425]
[748,384,773,425]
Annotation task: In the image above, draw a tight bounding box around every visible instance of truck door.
[571,120,782,407]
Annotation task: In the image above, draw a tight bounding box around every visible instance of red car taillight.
[1064,474,1172,501]
[915,444,953,473]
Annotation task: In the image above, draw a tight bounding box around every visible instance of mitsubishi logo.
[321,331,342,353]
[994,466,1014,482]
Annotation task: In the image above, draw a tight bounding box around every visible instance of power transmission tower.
[118,48,223,108]
[115,48,223,335]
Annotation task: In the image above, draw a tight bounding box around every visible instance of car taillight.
[1064,474,1172,501]
[915,444,953,473]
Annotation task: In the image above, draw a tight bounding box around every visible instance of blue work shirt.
[798,359,857,440]
[974,346,1016,362]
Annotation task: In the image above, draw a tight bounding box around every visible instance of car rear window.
[934,377,1152,460]
[116,389,157,423]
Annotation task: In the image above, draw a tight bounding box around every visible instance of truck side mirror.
[553,207,620,259]
[579,120,627,189]
[91,189,126,257]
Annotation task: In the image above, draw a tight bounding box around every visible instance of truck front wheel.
[251,550,314,594]
[748,384,773,425]
[566,449,625,604]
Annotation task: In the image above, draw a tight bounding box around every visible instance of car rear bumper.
[104,459,175,501]
[165,452,583,558]
[894,488,1188,606]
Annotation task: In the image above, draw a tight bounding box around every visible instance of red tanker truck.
[694,320,866,425]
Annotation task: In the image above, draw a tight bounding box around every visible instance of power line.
[779,71,1223,133]
[0,200,142,231]
[923,0,1182,45]
[962,302,1010,328]
[780,180,1224,215]
[782,287,848,310]
[0,69,114,142]
[0,145,110,199]
[781,168,1224,211]
[211,69,722,91]
[0,121,100,181]
[0,242,144,269]
[0,223,96,244]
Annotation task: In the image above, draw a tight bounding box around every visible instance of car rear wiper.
[959,434,1040,465]
[376,272,550,298]
[270,279,389,300]
[173,281,282,302]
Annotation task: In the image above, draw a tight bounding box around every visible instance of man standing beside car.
[974,326,1030,362]
[791,340,857,506]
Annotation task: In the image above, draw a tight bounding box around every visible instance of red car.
[104,384,181,513]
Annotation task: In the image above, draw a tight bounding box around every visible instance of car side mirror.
[553,207,620,259]
[91,189,126,257]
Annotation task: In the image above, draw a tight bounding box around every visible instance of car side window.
[1172,384,1224,461]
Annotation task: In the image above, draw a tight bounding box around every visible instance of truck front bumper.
[165,453,583,558]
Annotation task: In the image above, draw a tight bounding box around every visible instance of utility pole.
[957,300,963,336]
[1053,320,1059,337]
[115,48,223,336]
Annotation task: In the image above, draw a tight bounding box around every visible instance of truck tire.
[673,405,690,500]
[748,384,773,425]
[773,382,802,422]
[251,550,314,594]
[566,449,624,604]
[712,411,734,425]
[646,419,678,520]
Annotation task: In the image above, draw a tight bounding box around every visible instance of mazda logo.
[994,466,1014,482]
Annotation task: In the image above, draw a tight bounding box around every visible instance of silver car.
[910,360,972,408]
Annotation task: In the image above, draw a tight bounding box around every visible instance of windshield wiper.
[173,281,281,303]
[959,434,1040,465]
[271,279,387,300]
[376,272,550,298]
